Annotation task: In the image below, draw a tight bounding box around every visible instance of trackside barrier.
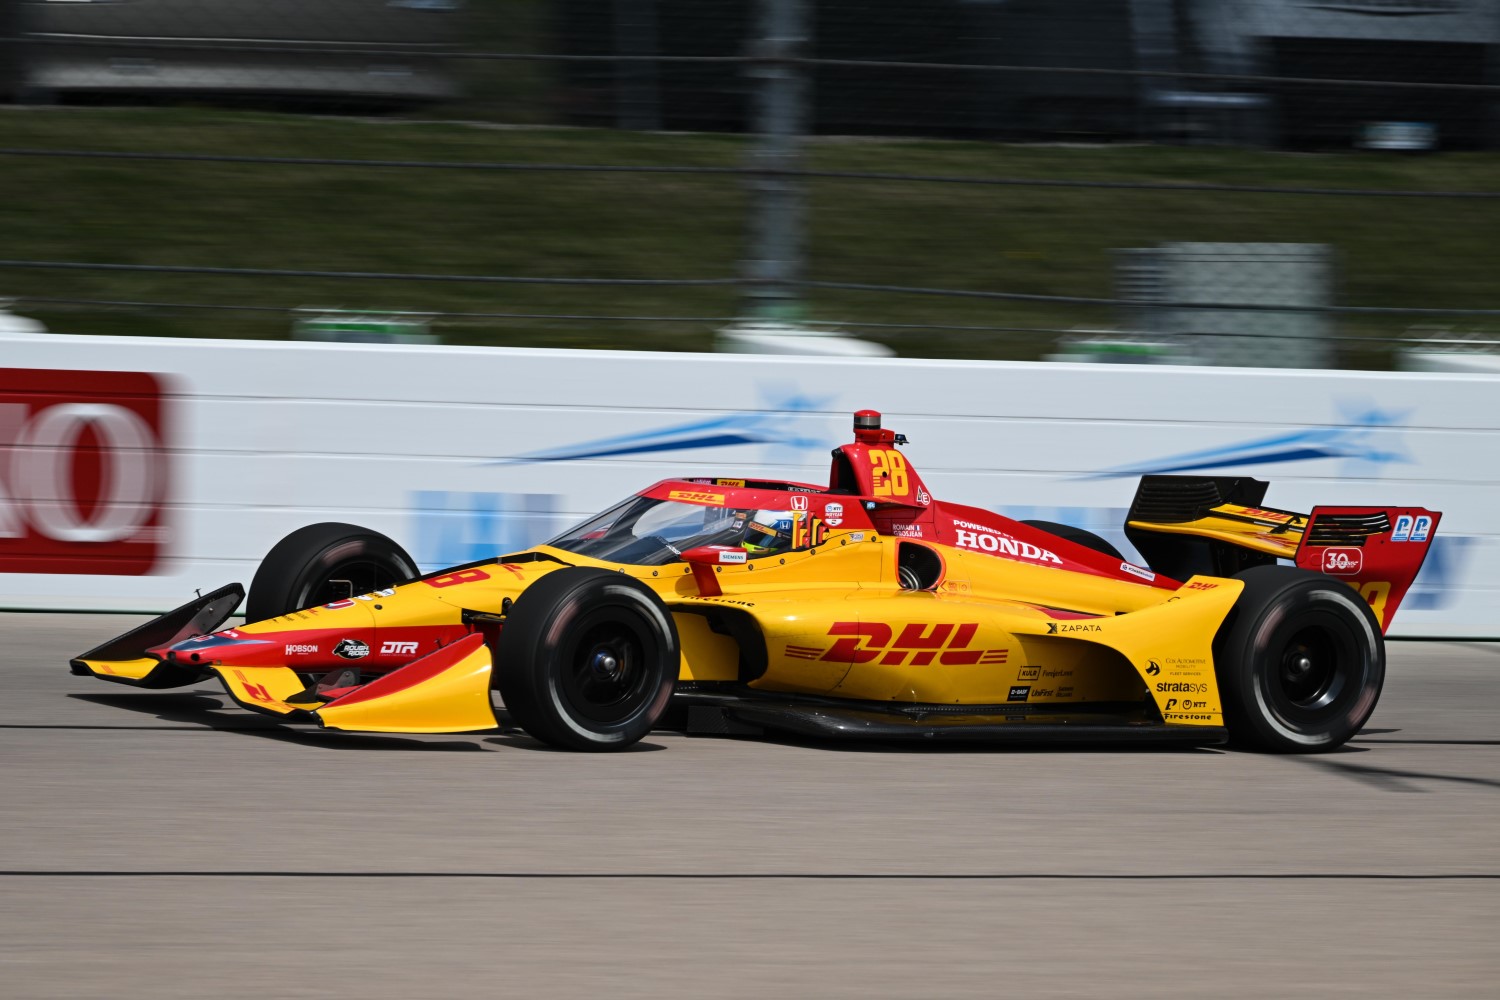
[0,331,1495,638]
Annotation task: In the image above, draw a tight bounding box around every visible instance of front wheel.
[246,522,419,621]
[1215,566,1384,753]
[495,567,679,751]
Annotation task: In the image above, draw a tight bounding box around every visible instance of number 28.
[868,449,909,497]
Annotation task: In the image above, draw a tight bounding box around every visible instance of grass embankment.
[2,106,1497,363]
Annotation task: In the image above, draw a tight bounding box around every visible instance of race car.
[71,409,1440,753]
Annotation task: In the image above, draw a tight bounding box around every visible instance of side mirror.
[681,545,747,597]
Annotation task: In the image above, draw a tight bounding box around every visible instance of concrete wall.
[1,331,1494,636]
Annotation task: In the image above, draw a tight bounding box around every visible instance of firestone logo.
[0,369,169,575]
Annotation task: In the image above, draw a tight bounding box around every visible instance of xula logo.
[1088,401,1413,480]
[487,389,838,466]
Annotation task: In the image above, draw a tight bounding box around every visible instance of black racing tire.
[495,567,679,752]
[1020,519,1125,561]
[246,522,419,621]
[1214,565,1384,754]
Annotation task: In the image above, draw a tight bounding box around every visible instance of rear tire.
[495,567,679,751]
[1021,519,1124,561]
[246,522,419,621]
[1215,565,1384,753]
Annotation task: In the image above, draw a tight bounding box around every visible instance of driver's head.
[743,509,798,554]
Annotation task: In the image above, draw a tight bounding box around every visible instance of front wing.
[72,589,499,735]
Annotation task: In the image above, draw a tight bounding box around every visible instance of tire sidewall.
[499,569,679,751]
[247,522,418,621]
[1222,569,1384,752]
[538,579,677,746]
[1020,519,1125,561]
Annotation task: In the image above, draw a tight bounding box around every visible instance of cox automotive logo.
[1320,547,1363,576]
[0,369,170,574]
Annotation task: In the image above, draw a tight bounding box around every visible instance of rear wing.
[1125,475,1438,633]
[1292,507,1439,632]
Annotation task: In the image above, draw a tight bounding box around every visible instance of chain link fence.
[1,0,1498,366]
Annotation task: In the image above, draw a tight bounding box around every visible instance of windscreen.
[547,496,813,565]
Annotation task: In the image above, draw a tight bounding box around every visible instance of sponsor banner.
[0,331,1494,637]
[953,527,1061,565]
[0,368,169,575]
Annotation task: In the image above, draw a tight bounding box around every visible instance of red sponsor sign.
[0,368,169,575]
[1321,546,1364,576]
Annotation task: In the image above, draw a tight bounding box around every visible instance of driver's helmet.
[742,509,799,554]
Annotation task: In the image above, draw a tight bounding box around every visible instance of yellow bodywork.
[1128,502,1304,559]
[73,526,1240,734]
[202,635,497,733]
[315,635,497,734]
[214,664,309,714]
[535,530,1238,728]
[73,656,160,682]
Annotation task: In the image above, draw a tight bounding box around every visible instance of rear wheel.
[1215,565,1384,753]
[495,567,679,751]
[1020,519,1124,561]
[246,522,418,621]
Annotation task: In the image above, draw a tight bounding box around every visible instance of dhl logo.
[1226,505,1294,523]
[786,622,1008,666]
[668,490,725,505]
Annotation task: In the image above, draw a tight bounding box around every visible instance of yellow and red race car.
[72,410,1439,753]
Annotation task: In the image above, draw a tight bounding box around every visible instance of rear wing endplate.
[1292,507,1440,632]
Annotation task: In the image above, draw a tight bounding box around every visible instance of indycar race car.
[72,410,1439,753]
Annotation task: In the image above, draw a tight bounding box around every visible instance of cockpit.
[547,495,823,566]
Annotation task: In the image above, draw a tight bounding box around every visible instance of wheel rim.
[1262,608,1364,729]
[560,613,657,725]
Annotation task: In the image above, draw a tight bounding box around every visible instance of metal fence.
[2,0,1499,365]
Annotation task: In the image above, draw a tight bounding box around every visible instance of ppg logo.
[1392,514,1432,543]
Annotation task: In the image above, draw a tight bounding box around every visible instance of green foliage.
[2,107,1496,364]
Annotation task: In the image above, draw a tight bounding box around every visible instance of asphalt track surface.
[3,615,1498,999]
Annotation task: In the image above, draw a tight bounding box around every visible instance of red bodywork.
[1294,506,1441,632]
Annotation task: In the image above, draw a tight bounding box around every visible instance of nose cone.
[150,628,282,668]
[156,600,381,670]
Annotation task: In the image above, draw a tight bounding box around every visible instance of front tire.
[495,567,679,751]
[1215,565,1384,753]
[246,522,419,621]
